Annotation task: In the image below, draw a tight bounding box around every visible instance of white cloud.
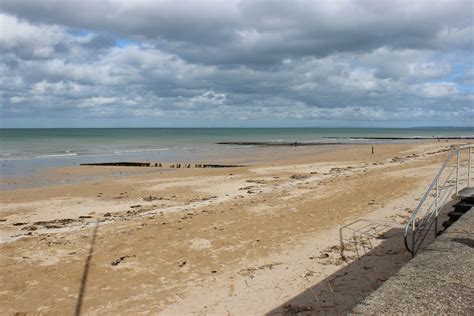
[411,82,459,98]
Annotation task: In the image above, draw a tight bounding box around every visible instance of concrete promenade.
[353,208,474,314]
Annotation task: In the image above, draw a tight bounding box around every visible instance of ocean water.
[1,127,473,179]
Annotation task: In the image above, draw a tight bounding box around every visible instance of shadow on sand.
[75,220,100,316]
[267,220,411,315]
[267,200,460,315]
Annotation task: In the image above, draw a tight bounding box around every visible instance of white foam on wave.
[35,153,78,158]
[113,148,170,154]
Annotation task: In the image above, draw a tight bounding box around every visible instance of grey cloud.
[0,1,473,127]
[1,0,472,66]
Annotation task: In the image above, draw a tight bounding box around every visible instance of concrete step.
[455,202,474,210]
[448,211,467,218]
[452,187,474,201]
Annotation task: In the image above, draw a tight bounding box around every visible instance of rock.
[13,222,27,226]
[178,260,187,267]
[103,212,112,217]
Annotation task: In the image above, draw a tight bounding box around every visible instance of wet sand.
[0,141,470,314]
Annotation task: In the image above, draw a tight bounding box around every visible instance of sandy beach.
[0,141,471,314]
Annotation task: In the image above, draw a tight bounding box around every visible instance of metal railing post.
[435,178,439,215]
[434,178,439,235]
[469,147,472,188]
[412,211,416,257]
[456,149,460,194]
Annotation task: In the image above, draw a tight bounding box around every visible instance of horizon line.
[1,126,474,129]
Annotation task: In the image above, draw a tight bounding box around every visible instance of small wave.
[35,153,78,158]
[113,148,170,154]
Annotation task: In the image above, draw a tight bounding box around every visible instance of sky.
[0,0,473,128]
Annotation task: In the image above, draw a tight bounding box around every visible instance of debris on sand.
[246,179,268,184]
[21,225,37,231]
[33,218,75,229]
[318,252,330,259]
[290,174,310,180]
[239,262,282,279]
[390,156,405,163]
[201,196,217,201]
[143,196,163,202]
[239,186,254,191]
[283,303,315,314]
[111,255,135,266]
[329,167,348,173]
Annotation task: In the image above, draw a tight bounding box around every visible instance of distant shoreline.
[217,136,474,146]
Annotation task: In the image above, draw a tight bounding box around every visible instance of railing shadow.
[75,219,100,316]
[405,199,458,256]
[266,221,411,315]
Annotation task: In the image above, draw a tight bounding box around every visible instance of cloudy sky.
[0,0,473,128]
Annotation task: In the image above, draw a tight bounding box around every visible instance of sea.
[1,127,473,181]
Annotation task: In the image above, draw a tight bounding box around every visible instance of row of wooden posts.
[154,163,218,168]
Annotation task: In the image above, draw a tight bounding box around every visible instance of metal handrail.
[404,144,473,256]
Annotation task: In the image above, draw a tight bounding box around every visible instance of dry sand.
[0,141,470,314]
